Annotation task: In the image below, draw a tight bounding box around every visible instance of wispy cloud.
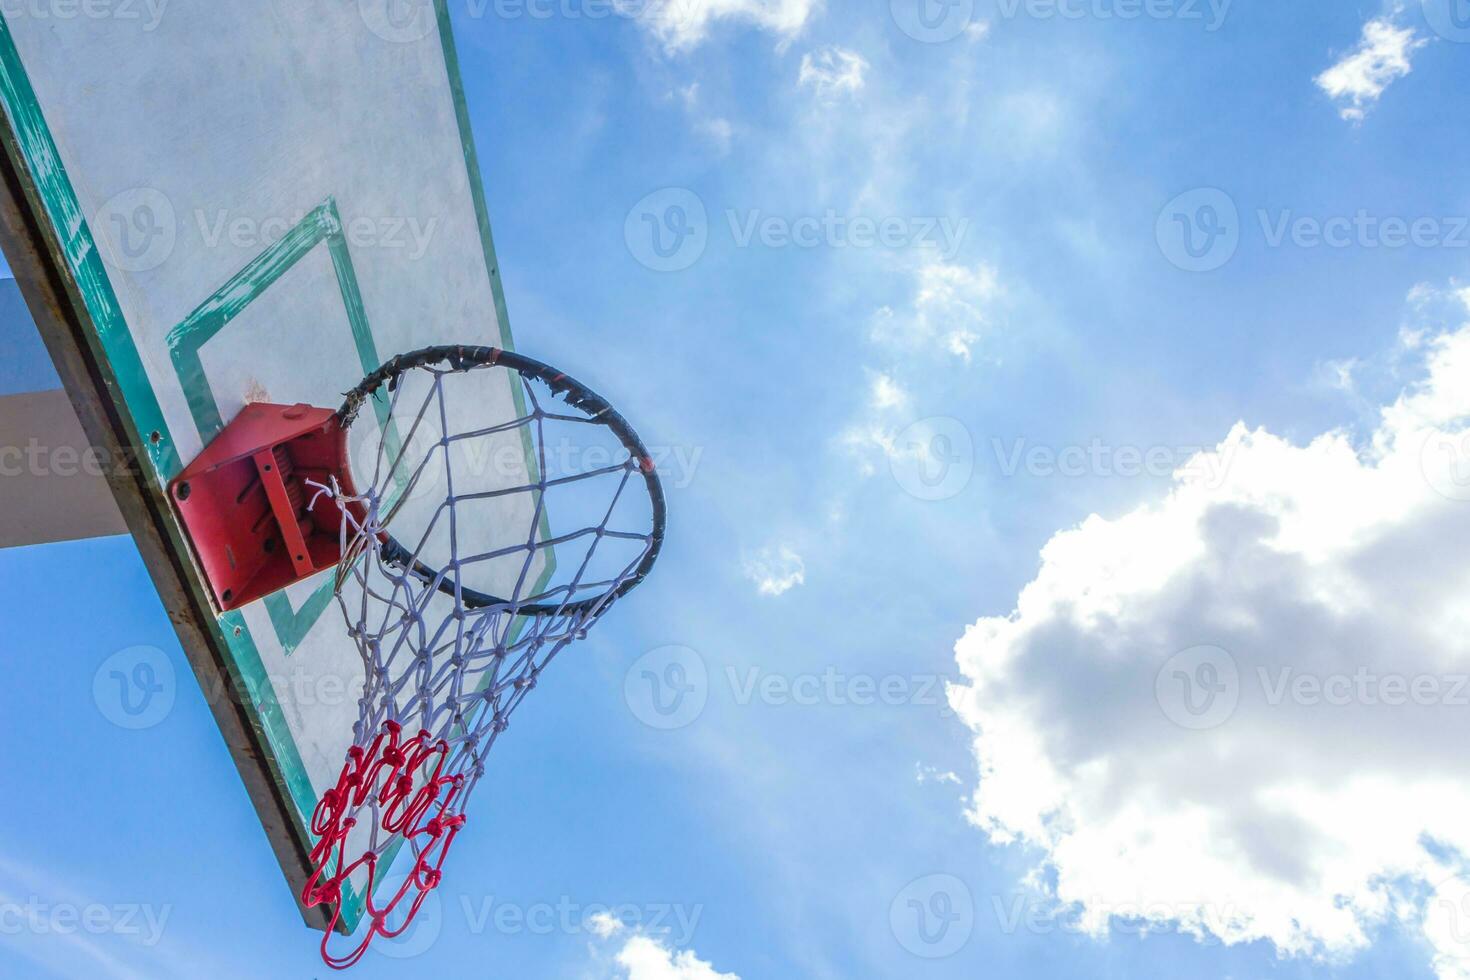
[672,82,735,154]
[697,117,735,154]
[1315,14,1426,122]
[797,45,868,100]
[0,852,214,980]
[633,0,820,53]
[742,544,806,596]
[915,763,962,786]
[873,258,999,363]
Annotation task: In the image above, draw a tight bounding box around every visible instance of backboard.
[0,1,531,934]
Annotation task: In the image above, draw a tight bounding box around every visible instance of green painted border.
[0,0,556,939]
[162,198,409,931]
[0,17,177,479]
[164,198,404,662]
[434,0,557,564]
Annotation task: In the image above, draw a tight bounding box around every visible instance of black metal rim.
[337,345,666,615]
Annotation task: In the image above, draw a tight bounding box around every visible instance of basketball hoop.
[293,346,666,967]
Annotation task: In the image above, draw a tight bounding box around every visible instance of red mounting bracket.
[168,402,361,611]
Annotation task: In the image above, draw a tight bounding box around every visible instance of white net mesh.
[298,348,663,967]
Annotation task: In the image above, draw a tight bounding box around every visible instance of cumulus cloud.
[633,0,818,53]
[1315,15,1426,122]
[586,915,740,980]
[743,544,806,596]
[616,935,740,980]
[797,46,868,100]
[874,259,998,362]
[948,287,1470,976]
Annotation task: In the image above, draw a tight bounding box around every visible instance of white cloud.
[632,0,818,53]
[838,422,895,477]
[589,911,625,938]
[869,372,908,410]
[915,763,962,786]
[875,259,998,362]
[671,83,735,154]
[797,46,868,100]
[583,919,739,980]
[742,544,806,596]
[615,935,740,980]
[697,117,735,154]
[1315,16,1426,122]
[949,288,1470,976]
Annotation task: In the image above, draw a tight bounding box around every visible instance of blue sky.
[6,0,1470,977]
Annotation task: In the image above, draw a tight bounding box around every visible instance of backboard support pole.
[0,388,126,547]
